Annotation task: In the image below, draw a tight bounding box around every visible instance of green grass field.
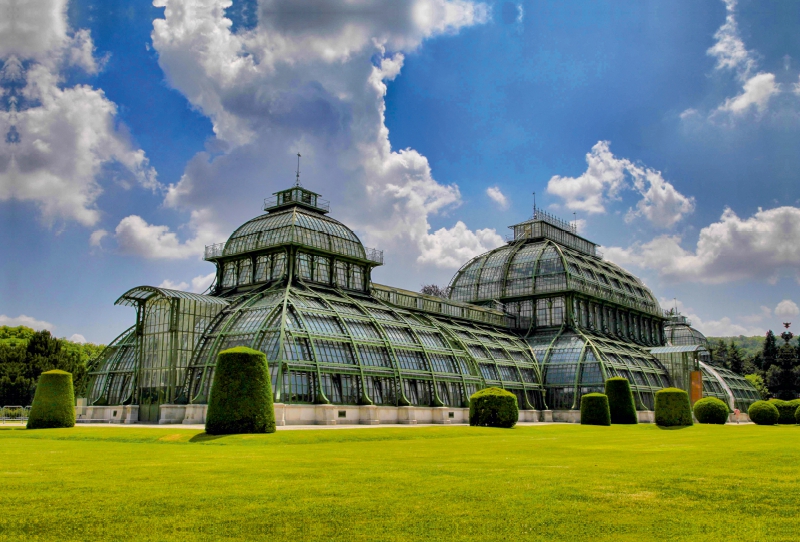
[1,424,798,541]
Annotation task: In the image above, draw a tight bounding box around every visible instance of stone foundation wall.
[75,403,551,425]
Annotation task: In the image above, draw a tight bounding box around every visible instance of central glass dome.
[223,207,367,261]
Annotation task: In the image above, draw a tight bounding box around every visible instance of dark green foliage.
[745,374,769,400]
[605,377,638,424]
[0,326,99,405]
[768,399,800,424]
[795,404,800,425]
[580,393,610,426]
[692,397,728,424]
[748,400,779,425]
[469,387,518,428]
[205,347,275,435]
[762,330,778,374]
[766,343,799,400]
[26,370,75,429]
[654,388,693,427]
[710,339,729,369]
[728,341,744,375]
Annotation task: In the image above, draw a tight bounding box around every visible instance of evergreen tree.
[766,330,799,400]
[762,330,778,374]
[711,339,729,369]
[728,340,744,375]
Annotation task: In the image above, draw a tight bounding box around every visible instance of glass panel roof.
[447,240,661,316]
[223,208,367,260]
[173,284,545,408]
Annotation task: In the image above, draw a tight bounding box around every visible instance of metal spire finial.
[295,152,302,187]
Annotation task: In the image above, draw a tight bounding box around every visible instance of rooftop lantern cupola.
[263,153,331,215]
[202,155,383,295]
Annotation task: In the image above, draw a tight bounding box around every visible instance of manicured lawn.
[1,424,798,541]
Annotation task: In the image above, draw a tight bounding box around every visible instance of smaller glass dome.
[664,314,709,349]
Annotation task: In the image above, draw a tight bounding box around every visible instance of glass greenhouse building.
[84,185,759,424]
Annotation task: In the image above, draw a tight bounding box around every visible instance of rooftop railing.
[364,247,384,265]
[371,284,512,327]
[263,194,330,213]
[204,242,225,261]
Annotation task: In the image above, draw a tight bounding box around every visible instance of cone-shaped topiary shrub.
[26,370,75,429]
[768,399,798,425]
[580,393,610,426]
[605,377,638,424]
[206,347,275,435]
[692,397,728,424]
[655,388,693,427]
[469,387,518,428]
[748,400,779,425]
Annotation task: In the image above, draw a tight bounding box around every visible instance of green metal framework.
[181,281,544,409]
[86,185,759,415]
[656,317,760,410]
[445,211,668,409]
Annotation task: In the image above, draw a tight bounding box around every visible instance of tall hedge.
[795,404,800,425]
[654,388,693,427]
[768,399,799,425]
[469,387,518,428]
[605,377,638,424]
[692,397,728,425]
[748,400,779,425]
[580,393,610,426]
[26,370,75,429]
[205,347,275,435]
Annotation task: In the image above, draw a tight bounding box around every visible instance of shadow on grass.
[189,433,241,442]
[655,424,693,430]
[189,432,230,443]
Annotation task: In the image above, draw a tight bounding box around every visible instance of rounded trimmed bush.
[26,370,75,429]
[692,397,728,425]
[748,400,779,425]
[768,399,798,425]
[795,404,800,425]
[469,387,518,428]
[605,377,638,424]
[655,388,693,427]
[580,393,610,426]
[205,347,275,435]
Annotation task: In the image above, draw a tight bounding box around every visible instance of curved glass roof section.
[664,314,709,349]
[220,207,367,261]
[448,240,661,316]
[527,327,670,411]
[85,326,138,406]
[181,284,545,409]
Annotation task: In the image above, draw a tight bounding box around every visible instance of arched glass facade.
[529,328,670,410]
[182,283,545,409]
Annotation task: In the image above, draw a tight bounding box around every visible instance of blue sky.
[2,0,800,343]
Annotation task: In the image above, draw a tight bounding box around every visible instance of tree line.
[707,331,800,400]
[0,326,104,406]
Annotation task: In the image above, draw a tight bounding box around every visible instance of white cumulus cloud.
[0,314,54,330]
[89,229,108,247]
[486,186,508,209]
[715,72,780,115]
[114,209,220,260]
[149,0,492,271]
[417,220,503,268]
[0,0,158,228]
[663,298,765,337]
[158,272,216,293]
[774,299,800,319]
[604,206,800,284]
[702,0,781,119]
[547,141,694,228]
[68,333,86,343]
